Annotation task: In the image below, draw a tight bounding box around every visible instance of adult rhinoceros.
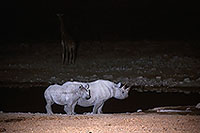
[62,79,131,114]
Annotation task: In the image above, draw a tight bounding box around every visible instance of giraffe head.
[56,13,64,17]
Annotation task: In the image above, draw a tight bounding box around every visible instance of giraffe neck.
[58,16,66,36]
[57,15,75,47]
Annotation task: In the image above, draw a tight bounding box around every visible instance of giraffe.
[57,14,76,64]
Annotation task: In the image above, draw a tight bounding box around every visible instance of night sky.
[1,0,200,43]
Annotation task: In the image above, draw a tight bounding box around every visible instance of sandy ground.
[0,112,200,133]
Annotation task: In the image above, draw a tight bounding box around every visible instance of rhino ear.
[116,82,121,88]
[85,84,90,90]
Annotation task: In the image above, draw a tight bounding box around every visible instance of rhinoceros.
[62,79,131,114]
[44,83,90,115]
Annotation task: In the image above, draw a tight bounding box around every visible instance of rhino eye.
[122,91,124,94]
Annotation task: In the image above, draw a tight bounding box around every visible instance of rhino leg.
[64,105,73,115]
[97,103,104,114]
[45,102,53,114]
[71,102,77,115]
[44,91,54,114]
[93,102,104,114]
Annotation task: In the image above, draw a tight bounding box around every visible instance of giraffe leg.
[67,47,70,64]
[69,47,73,64]
[66,45,70,64]
[61,41,66,64]
[72,47,75,64]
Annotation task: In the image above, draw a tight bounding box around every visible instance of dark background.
[1,0,200,43]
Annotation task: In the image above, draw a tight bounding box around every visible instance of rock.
[196,77,200,82]
[183,91,190,94]
[137,76,144,79]
[156,76,161,80]
[50,76,56,80]
[91,74,97,78]
[103,75,113,80]
[137,109,142,112]
[184,78,190,83]
[196,103,200,109]
[164,54,168,58]
[179,81,184,85]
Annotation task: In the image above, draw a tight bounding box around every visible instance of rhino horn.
[121,84,127,89]
[126,86,131,91]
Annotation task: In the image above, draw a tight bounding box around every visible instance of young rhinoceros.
[44,83,90,115]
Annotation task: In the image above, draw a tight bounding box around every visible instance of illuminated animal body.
[62,80,131,114]
[57,14,76,64]
[44,84,90,115]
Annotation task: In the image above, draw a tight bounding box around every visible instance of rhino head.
[113,82,131,99]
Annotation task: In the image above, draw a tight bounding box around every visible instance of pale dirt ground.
[0,112,200,133]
